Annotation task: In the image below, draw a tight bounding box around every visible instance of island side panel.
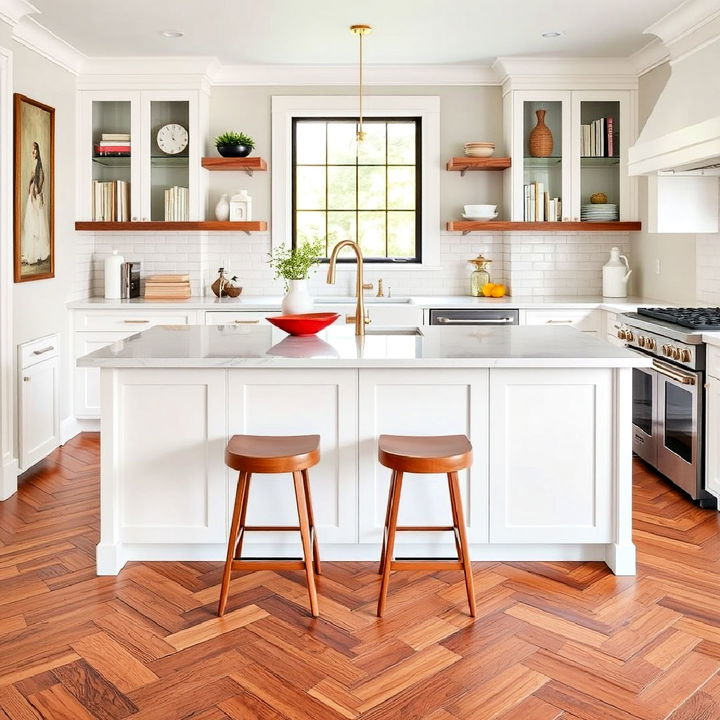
[358,369,490,549]
[489,368,614,545]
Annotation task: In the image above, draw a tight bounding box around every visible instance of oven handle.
[436,317,515,325]
[652,359,696,385]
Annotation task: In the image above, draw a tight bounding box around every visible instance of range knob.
[681,349,691,362]
[625,330,635,342]
[646,338,656,351]
[617,329,627,340]
[662,344,672,357]
[638,336,647,348]
[672,347,681,360]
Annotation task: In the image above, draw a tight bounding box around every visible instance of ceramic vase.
[281,279,313,315]
[214,194,230,221]
[529,109,553,158]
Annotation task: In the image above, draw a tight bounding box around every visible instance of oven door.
[654,359,703,499]
[632,364,657,466]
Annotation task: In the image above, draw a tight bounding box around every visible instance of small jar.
[469,255,492,297]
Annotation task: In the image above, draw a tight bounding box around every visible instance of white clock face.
[157,123,188,155]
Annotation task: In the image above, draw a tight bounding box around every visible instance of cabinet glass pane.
[580,100,620,222]
[92,101,131,221]
[522,101,562,222]
[150,100,189,221]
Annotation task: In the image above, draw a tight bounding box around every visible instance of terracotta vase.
[529,109,553,158]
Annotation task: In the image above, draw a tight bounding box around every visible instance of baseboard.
[61,416,99,443]
[0,455,18,501]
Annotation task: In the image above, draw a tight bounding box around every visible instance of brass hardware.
[625,330,634,342]
[672,347,681,360]
[345,312,371,326]
[32,346,54,355]
[653,359,696,385]
[681,349,691,362]
[376,278,384,297]
[638,336,646,348]
[350,24,372,143]
[616,329,626,340]
[662,344,672,357]
[326,239,372,336]
[23,376,30,382]
[363,282,373,290]
[123,320,150,324]
[646,338,656,350]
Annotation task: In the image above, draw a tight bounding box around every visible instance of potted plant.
[269,240,324,314]
[214,131,255,158]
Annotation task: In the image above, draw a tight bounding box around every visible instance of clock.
[156,123,188,155]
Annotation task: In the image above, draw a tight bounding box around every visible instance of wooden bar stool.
[377,434,476,618]
[218,434,322,618]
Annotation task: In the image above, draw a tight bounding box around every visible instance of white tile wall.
[697,234,720,305]
[79,230,631,299]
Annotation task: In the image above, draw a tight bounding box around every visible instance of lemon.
[481,282,496,297]
[490,284,506,298]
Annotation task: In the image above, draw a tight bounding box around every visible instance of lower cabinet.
[489,368,613,543]
[706,374,720,500]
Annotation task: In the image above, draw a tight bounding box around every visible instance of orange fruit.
[490,284,506,297]
[481,282,495,297]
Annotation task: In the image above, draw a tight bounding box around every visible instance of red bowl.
[266,312,340,336]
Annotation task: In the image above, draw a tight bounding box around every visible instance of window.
[292,117,421,262]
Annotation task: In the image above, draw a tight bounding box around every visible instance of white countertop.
[703,333,720,348]
[68,294,668,312]
[77,324,650,369]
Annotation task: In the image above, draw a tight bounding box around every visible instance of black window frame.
[291,116,422,264]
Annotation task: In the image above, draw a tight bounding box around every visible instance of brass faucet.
[326,240,372,336]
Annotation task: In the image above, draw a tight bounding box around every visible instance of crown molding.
[0,0,37,27]
[209,62,498,86]
[645,0,720,64]
[629,38,670,75]
[12,16,84,74]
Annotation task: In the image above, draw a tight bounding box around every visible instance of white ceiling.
[29,0,678,65]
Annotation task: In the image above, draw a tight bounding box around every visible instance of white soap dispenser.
[602,247,632,298]
[104,249,125,299]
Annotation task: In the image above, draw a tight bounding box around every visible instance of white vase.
[214,194,230,221]
[281,279,314,315]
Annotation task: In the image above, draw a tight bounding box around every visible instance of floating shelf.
[75,221,268,234]
[201,157,268,176]
[447,220,641,235]
[447,157,511,176]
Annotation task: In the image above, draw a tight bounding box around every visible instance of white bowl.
[464,147,494,158]
[462,213,498,221]
[464,141,495,147]
[464,204,497,215]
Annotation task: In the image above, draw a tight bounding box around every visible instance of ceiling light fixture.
[350,24,372,143]
[541,31,563,38]
[160,30,184,38]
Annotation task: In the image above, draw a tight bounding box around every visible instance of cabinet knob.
[23,376,30,382]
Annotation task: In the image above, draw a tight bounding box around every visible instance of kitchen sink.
[315,296,414,305]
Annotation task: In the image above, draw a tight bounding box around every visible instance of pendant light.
[350,24,372,143]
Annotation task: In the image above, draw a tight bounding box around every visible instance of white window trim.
[271,95,440,266]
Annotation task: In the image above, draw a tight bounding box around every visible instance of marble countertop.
[68,294,669,312]
[77,324,650,369]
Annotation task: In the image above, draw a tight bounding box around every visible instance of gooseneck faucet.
[326,240,372,336]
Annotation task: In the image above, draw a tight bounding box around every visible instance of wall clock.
[156,123,188,155]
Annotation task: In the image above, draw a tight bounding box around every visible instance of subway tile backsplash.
[78,231,632,299]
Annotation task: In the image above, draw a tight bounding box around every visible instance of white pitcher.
[602,247,632,298]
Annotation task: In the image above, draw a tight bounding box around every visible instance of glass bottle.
[469,255,492,297]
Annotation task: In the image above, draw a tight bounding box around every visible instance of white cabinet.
[18,335,60,470]
[358,369,489,546]
[204,311,271,326]
[522,308,601,335]
[706,349,720,502]
[489,368,613,543]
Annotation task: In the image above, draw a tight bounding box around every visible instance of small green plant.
[269,240,324,288]
[214,131,255,148]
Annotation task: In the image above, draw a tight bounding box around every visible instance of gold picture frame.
[14,93,55,282]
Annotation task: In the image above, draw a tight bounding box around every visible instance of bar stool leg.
[448,471,476,617]
[233,473,253,560]
[379,470,398,575]
[447,473,464,563]
[218,471,248,616]
[301,469,321,576]
[293,471,320,618]
[377,471,404,618]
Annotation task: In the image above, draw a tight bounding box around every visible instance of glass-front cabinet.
[77,90,207,223]
[505,89,636,223]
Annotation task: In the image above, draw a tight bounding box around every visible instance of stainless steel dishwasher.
[429,309,519,326]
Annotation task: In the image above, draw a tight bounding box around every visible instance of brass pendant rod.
[350,25,371,143]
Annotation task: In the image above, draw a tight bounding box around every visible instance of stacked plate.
[464,141,495,158]
[581,203,618,222]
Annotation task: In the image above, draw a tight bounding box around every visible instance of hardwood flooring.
[2,433,720,719]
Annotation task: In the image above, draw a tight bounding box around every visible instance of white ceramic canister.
[104,249,125,299]
[602,247,632,298]
[281,278,314,315]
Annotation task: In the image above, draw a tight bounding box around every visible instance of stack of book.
[164,186,189,221]
[523,182,561,222]
[94,133,131,157]
[581,118,616,157]
[92,180,130,221]
[144,274,191,300]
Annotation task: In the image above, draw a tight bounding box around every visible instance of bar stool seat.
[377,433,476,618]
[218,434,321,618]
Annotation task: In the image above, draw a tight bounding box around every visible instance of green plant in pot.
[269,239,324,314]
[214,131,255,158]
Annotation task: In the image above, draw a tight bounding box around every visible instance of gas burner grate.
[637,307,720,330]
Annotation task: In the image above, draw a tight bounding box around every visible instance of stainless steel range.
[619,307,718,507]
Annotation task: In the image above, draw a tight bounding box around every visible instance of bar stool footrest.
[395,525,455,532]
[390,560,463,571]
[242,525,301,532]
[231,559,306,571]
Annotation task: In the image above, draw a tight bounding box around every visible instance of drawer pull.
[545,319,574,324]
[123,320,150,324]
[32,346,54,355]
[233,319,260,324]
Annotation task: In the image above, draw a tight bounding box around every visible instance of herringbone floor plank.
[2,433,720,719]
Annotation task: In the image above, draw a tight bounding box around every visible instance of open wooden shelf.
[446,157,511,176]
[75,221,268,233]
[201,157,268,175]
[447,220,641,235]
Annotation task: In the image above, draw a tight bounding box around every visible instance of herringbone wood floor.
[2,434,720,719]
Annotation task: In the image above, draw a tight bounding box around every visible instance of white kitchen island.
[77,323,649,576]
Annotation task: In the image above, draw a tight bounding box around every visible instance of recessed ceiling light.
[541,31,563,38]
[160,30,184,38]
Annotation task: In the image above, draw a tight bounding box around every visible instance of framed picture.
[14,93,54,282]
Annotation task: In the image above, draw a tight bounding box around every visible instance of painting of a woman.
[14,94,54,282]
